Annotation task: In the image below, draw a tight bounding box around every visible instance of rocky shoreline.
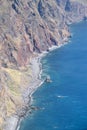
[15,43,69,130]
[2,45,59,130]
[2,30,77,130]
[1,23,84,130]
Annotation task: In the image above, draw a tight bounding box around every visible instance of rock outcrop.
[0,0,87,129]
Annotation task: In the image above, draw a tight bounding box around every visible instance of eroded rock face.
[0,0,87,129]
[66,0,87,23]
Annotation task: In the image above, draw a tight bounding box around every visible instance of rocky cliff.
[0,0,87,129]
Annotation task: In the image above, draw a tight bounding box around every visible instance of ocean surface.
[19,21,87,130]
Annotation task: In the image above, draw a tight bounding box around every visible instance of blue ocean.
[19,21,87,130]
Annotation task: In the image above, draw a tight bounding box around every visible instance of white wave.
[57,95,68,98]
[53,126,59,129]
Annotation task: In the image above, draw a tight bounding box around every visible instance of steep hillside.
[0,0,87,129]
[71,0,87,5]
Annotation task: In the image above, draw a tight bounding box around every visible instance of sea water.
[19,21,87,130]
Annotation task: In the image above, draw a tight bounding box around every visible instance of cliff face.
[0,0,87,67]
[0,0,87,129]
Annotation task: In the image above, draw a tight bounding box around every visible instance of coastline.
[15,42,70,130]
[4,41,70,130]
[4,20,83,130]
[17,21,87,130]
